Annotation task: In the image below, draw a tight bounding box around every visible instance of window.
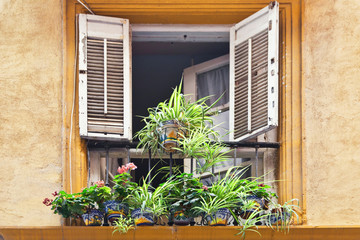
[78,2,279,184]
[66,2,305,222]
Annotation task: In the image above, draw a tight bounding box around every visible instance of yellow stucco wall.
[0,0,63,226]
[303,0,360,225]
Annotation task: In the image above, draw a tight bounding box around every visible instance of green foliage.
[164,173,206,218]
[113,164,138,202]
[80,185,112,211]
[135,81,219,156]
[266,199,300,233]
[127,175,172,218]
[48,191,84,218]
[112,217,134,235]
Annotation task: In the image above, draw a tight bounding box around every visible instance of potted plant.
[193,168,250,226]
[266,199,300,233]
[104,163,138,225]
[164,173,206,225]
[43,190,85,225]
[127,177,172,226]
[135,81,218,155]
[80,180,112,226]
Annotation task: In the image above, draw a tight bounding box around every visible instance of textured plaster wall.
[0,0,63,226]
[303,0,360,225]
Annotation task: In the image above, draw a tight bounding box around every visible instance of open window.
[79,2,279,184]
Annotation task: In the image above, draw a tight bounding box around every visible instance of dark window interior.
[132,41,229,135]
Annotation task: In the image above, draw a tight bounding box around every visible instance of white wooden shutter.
[229,2,279,141]
[78,14,132,140]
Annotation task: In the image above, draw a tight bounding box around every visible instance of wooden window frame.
[63,0,305,223]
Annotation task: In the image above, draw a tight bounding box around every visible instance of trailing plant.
[135,81,220,156]
[112,216,135,234]
[174,125,231,175]
[266,199,300,233]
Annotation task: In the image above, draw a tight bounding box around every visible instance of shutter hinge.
[80,70,87,74]
[269,20,272,31]
[269,1,276,9]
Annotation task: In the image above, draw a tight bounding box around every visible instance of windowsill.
[1,226,360,240]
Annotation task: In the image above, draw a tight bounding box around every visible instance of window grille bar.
[148,149,152,185]
[255,146,259,178]
[86,140,280,149]
[105,145,109,185]
[169,152,173,178]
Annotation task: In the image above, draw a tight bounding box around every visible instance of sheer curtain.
[196,64,229,107]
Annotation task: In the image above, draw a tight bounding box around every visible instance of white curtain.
[196,64,229,107]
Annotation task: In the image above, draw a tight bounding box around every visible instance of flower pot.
[204,208,231,226]
[269,208,291,225]
[131,208,156,226]
[103,200,129,225]
[173,210,191,226]
[239,195,265,219]
[81,209,104,226]
[158,120,186,152]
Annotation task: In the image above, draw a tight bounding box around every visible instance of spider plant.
[174,125,231,175]
[127,175,173,218]
[265,199,300,233]
[135,81,221,156]
[112,217,134,235]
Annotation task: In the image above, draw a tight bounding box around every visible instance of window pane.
[196,64,229,107]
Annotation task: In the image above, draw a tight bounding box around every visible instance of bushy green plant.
[43,190,84,219]
[164,173,206,218]
[80,181,112,212]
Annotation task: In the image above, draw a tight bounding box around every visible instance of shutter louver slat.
[233,41,249,139]
[251,30,268,131]
[87,37,124,134]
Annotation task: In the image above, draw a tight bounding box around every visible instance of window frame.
[64,0,305,223]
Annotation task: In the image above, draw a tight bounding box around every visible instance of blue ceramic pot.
[131,208,155,226]
[239,195,265,219]
[173,210,191,226]
[81,209,104,226]
[204,208,231,226]
[103,200,129,225]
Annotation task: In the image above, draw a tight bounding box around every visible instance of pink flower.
[202,185,208,191]
[126,162,137,170]
[52,191,58,197]
[42,198,53,206]
[95,180,105,187]
[118,164,132,174]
